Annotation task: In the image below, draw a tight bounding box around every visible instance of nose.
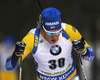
[51,34,58,39]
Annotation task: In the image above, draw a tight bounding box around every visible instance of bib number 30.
[48,58,65,69]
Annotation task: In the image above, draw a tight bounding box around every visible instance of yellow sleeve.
[21,33,34,61]
[65,24,91,47]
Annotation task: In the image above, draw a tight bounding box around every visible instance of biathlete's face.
[43,26,62,44]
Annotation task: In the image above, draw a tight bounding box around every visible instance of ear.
[37,14,42,28]
[39,14,42,21]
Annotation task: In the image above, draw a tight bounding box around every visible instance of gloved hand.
[72,38,85,53]
[14,41,26,57]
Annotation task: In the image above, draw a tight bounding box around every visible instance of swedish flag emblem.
[39,39,43,43]
[50,26,55,29]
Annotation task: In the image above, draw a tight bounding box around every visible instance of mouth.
[51,39,57,43]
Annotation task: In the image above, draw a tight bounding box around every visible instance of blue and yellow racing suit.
[5,23,94,80]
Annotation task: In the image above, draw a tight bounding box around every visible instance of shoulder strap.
[62,28,69,40]
[33,27,40,54]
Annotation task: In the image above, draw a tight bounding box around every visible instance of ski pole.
[73,39,87,80]
[19,55,22,80]
[16,41,25,80]
[79,54,87,80]
[36,0,43,12]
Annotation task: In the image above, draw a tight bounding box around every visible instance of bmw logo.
[50,45,62,55]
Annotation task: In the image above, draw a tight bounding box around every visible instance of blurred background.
[0,0,100,80]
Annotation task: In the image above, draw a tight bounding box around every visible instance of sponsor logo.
[72,26,76,32]
[39,63,75,80]
[34,36,38,46]
[50,45,61,55]
[45,21,59,26]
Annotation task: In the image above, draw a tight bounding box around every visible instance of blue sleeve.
[81,47,94,61]
[5,53,19,71]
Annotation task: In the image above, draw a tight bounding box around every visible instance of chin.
[50,41,57,44]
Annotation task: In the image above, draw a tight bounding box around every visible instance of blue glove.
[72,37,85,53]
[14,41,26,57]
[81,47,94,61]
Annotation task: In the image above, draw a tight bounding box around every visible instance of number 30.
[48,58,65,69]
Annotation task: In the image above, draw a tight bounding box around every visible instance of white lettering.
[19,68,22,80]
[45,21,59,26]
[40,75,57,80]
[59,67,74,80]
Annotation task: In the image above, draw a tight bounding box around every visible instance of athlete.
[5,7,94,80]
